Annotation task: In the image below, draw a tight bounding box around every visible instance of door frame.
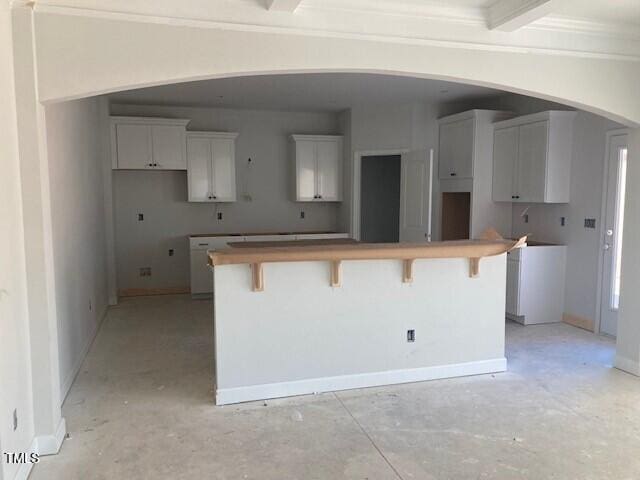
[595,128,629,335]
[351,149,409,241]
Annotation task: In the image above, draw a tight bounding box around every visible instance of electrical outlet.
[138,213,144,221]
[139,267,152,277]
[560,216,566,226]
[217,212,223,220]
[300,211,305,219]
[13,409,17,431]
[407,329,415,342]
[168,249,174,256]
[523,214,529,224]
[584,218,596,229]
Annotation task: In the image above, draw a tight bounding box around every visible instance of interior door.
[492,126,518,202]
[399,149,433,242]
[186,136,212,202]
[517,121,548,202]
[212,138,236,201]
[600,133,629,337]
[316,139,341,201]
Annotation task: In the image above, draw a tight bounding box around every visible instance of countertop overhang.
[209,238,525,267]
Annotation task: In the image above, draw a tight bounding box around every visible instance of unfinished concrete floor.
[32,294,640,480]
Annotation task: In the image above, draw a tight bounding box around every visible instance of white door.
[151,125,186,170]
[187,136,212,202]
[115,123,152,169]
[517,121,548,202]
[492,126,518,202]
[295,140,317,201]
[316,139,341,201]
[399,149,433,242]
[212,138,236,201]
[600,133,629,337]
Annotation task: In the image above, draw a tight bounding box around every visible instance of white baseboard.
[35,417,66,456]
[615,355,640,376]
[12,437,38,480]
[216,358,507,405]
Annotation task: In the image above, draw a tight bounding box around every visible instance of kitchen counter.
[210,236,525,405]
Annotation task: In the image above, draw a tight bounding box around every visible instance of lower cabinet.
[189,233,350,296]
[506,245,567,325]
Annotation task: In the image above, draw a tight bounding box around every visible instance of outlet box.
[138,213,144,221]
[561,216,566,226]
[217,212,223,220]
[407,329,415,342]
[300,211,305,219]
[168,249,174,256]
[523,214,529,224]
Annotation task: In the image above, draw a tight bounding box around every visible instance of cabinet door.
[492,127,518,202]
[517,121,548,203]
[439,119,473,179]
[115,124,152,169]
[211,138,236,201]
[506,260,520,315]
[295,140,317,201]
[190,248,213,295]
[187,137,212,202]
[151,125,186,170]
[316,139,341,201]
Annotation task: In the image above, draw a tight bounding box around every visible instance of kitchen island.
[209,236,524,405]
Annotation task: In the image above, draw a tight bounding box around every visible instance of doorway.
[360,155,401,242]
[600,132,629,337]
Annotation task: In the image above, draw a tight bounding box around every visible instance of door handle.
[603,243,611,251]
[606,229,614,236]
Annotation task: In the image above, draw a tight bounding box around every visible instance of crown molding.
[31,0,640,62]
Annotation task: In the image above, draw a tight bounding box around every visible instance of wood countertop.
[209,238,525,266]
[209,232,526,290]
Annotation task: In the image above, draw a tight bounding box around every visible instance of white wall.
[110,104,342,293]
[0,4,36,479]
[45,98,109,398]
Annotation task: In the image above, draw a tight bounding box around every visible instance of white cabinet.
[492,111,575,203]
[506,244,567,325]
[189,233,350,296]
[111,116,190,170]
[186,132,239,202]
[292,135,343,202]
[438,117,474,179]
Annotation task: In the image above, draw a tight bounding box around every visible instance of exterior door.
[600,133,629,337]
[399,149,433,242]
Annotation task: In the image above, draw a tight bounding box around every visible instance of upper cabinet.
[110,116,190,170]
[438,116,474,179]
[186,132,238,202]
[492,111,576,203]
[292,135,343,202]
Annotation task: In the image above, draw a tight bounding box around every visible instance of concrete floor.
[31,294,640,480]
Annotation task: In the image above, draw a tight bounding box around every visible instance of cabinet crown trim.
[438,109,511,125]
[110,116,191,126]
[186,131,239,139]
[493,110,577,129]
[291,134,343,141]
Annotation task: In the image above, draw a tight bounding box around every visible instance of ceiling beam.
[266,0,303,12]
[487,0,553,32]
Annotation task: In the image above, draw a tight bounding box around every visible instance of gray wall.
[46,98,109,397]
[360,155,401,242]
[110,104,342,293]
